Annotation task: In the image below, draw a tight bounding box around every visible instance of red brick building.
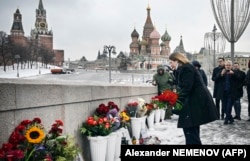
[7,0,64,66]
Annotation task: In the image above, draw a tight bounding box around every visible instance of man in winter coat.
[212,57,225,120]
[152,65,174,95]
[232,62,246,120]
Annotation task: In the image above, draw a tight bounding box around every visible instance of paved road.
[26,69,154,85]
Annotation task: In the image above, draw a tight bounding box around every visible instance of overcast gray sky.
[1,0,250,61]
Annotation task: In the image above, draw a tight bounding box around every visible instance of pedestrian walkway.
[146,101,250,145]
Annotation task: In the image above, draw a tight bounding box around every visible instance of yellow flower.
[120,111,130,121]
[25,124,46,144]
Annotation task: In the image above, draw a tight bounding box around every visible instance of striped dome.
[150,27,160,39]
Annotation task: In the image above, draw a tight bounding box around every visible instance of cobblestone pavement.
[146,101,250,145]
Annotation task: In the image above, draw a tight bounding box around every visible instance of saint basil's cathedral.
[129,4,186,70]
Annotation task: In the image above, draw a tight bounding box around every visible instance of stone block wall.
[0,79,157,160]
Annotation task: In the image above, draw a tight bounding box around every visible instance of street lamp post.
[52,57,56,68]
[204,25,225,69]
[212,24,217,68]
[15,55,20,77]
[147,53,151,70]
[103,45,116,83]
[38,57,42,75]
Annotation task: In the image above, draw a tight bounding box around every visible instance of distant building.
[128,4,172,70]
[193,49,250,74]
[82,3,192,71]
[3,0,64,66]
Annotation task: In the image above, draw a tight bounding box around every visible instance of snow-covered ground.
[1,65,250,145]
[0,65,56,79]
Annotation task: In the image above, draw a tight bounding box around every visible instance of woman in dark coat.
[169,52,219,145]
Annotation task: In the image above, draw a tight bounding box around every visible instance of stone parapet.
[0,78,157,160]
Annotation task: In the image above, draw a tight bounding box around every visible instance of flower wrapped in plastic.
[94,101,120,132]
[136,98,147,117]
[125,100,138,117]
[95,101,120,117]
[124,98,148,118]
[106,108,121,131]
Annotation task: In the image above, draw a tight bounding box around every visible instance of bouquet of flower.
[144,103,157,116]
[95,101,121,131]
[136,98,147,117]
[150,96,166,109]
[153,89,182,110]
[0,117,79,161]
[119,110,130,128]
[80,115,115,137]
[95,101,120,117]
[125,100,138,117]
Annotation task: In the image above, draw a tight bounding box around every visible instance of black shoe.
[224,121,228,125]
[229,121,234,124]
[247,119,250,121]
[233,116,241,120]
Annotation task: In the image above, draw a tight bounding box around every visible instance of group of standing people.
[152,52,218,145]
[152,52,250,145]
[212,57,249,124]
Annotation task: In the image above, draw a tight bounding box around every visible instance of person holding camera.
[220,60,240,124]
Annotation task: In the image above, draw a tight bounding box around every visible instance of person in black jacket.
[232,62,246,120]
[220,60,240,124]
[169,52,219,145]
[212,57,225,119]
[192,60,208,86]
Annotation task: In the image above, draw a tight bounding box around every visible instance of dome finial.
[147,0,151,10]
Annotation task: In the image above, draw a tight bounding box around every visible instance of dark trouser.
[183,126,202,145]
[215,99,224,118]
[233,98,241,118]
[247,86,250,116]
[222,91,234,123]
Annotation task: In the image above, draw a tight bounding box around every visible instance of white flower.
[137,97,145,110]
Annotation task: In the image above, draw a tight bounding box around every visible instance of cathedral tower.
[142,4,154,54]
[129,28,140,57]
[160,27,171,56]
